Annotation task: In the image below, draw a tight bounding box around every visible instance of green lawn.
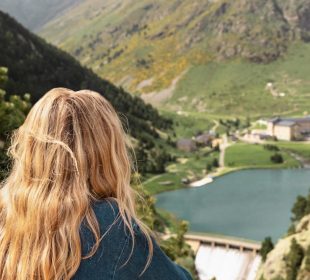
[225,143,300,168]
[273,141,310,161]
[143,151,219,195]
[144,141,303,195]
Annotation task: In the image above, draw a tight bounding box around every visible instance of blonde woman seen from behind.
[0,88,192,280]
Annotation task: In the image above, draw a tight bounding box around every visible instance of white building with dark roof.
[267,116,310,141]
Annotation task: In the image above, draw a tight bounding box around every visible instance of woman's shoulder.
[74,200,132,279]
[90,198,127,235]
[79,198,128,256]
[77,199,193,280]
[91,198,140,231]
[92,198,120,219]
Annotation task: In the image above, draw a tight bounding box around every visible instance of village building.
[195,132,216,147]
[211,138,223,148]
[267,116,310,141]
[176,138,197,152]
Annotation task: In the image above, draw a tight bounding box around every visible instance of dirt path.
[142,174,163,185]
[211,120,219,132]
[287,151,310,168]
[141,69,188,106]
[219,134,231,168]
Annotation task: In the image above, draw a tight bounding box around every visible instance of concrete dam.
[185,233,261,280]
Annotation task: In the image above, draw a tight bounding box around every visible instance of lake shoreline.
[153,164,306,195]
[155,168,310,241]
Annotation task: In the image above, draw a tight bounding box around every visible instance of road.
[219,134,231,168]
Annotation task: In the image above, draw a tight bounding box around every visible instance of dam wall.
[185,232,261,280]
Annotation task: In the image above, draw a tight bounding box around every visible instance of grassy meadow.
[143,150,219,195]
[172,43,310,115]
[273,141,310,161]
[225,143,300,169]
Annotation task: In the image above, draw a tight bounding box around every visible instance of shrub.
[206,163,213,172]
[287,224,296,236]
[212,158,219,168]
[270,153,283,164]
[291,195,308,222]
[263,144,279,151]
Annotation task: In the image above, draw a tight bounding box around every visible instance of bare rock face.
[257,214,310,280]
[2,0,309,64]
[31,0,309,62]
[195,0,297,63]
[297,4,310,42]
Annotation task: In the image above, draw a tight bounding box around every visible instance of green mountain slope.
[172,43,310,115]
[0,10,172,147]
[35,0,310,116]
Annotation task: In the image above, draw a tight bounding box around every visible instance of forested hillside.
[0,11,173,152]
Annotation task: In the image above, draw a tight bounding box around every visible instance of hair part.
[0,88,153,280]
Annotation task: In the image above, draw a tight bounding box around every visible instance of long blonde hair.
[0,88,153,280]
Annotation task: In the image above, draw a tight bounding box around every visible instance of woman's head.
[13,87,133,199]
[0,88,152,280]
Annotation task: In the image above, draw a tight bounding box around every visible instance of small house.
[176,138,197,152]
[195,132,215,147]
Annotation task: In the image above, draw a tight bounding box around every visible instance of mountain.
[32,0,310,116]
[0,0,81,31]
[0,10,172,147]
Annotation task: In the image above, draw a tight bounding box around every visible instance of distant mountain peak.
[0,0,82,31]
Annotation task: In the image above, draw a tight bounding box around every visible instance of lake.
[156,169,310,241]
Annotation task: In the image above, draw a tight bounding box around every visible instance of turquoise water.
[155,169,310,241]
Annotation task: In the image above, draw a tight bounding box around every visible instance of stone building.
[176,138,197,152]
[267,116,310,141]
[195,132,216,147]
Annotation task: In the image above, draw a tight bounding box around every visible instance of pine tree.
[285,238,304,280]
[260,237,274,262]
[0,67,31,180]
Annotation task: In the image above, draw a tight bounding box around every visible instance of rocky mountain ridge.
[1,0,310,115]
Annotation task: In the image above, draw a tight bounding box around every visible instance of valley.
[0,0,310,279]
